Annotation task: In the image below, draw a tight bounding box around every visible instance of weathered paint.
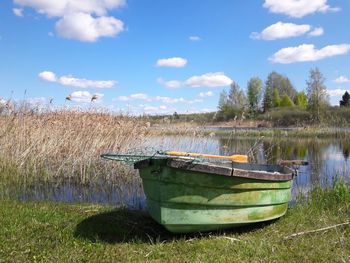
[137,158,294,233]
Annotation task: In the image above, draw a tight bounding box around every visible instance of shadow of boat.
[74,208,278,244]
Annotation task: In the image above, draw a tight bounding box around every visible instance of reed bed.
[150,123,350,139]
[0,109,150,183]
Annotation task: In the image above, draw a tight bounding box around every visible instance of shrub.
[259,107,312,127]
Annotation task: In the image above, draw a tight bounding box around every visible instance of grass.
[151,125,350,139]
[1,183,349,262]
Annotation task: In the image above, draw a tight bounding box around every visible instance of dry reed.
[0,108,150,182]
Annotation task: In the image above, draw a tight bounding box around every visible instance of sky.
[1,0,350,114]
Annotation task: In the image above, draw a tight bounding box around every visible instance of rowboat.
[132,157,296,233]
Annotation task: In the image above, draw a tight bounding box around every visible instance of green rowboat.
[133,158,295,233]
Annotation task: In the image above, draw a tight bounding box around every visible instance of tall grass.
[0,108,150,182]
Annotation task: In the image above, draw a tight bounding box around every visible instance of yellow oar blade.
[163,151,248,163]
[229,155,248,163]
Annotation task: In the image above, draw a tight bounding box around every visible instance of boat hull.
[135,158,294,233]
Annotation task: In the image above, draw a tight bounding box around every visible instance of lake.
[1,133,349,209]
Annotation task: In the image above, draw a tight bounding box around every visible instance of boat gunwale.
[134,158,295,181]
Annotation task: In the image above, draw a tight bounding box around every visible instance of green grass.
[154,126,350,139]
[1,183,349,262]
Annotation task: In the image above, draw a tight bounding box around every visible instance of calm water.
[2,134,350,209]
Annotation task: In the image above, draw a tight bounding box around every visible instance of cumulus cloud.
[55,13,123,42]
[137,104,173,115]
[185,72,232,88]
[130,93,152,101]
[157,72,232,89]
[308,27,324,36]
[334,76,350,84]
[59,75,116,88]
[39,71,116,88]
[251,22,324,40]
[66,91,104,103]
[199,91,214,97]
[263,0,340,18]
[123,104,215,116]
[156,57,187,68]
[327,89,349,97]
[157,78,182,89]
[13,0,125,41]
[269,44,350,64]
[13,8,23,17]
[189,36,201,41]
[13,0,125,17]
[116,93,202,104]
[39,71,57,82]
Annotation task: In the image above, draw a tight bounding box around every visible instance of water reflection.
[144,135,350,201]
[1,134,350,208]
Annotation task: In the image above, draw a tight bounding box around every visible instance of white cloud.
[156,57,187,68]
[13,0,125,42]
[269,44,350,64]
[155,96,185,104]
[308,27,324,36]
[116,94,202,105]
[13,8,23,17]
[59,75,116,88]
[189,36,201,41]
[39,71,57,82]
[14,0,125,17]
[185,72,232,87]
[199,91,214,97]
[39,71,116,88]
[142,105,158,112]
[67,91,104,103]
[263,0,340,18]
[55,13,123,42]
[157,78,182,89]
[158,72,233,89]
[130,93,152,101]
[334,76,350,84]
[117,95,130,101]
[327,89,349,97]
[137,104,174,115]
[251,22,311,40]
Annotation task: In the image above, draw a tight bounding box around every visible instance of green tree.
[279,94,295,107]
[173,111,180,119]
[247,77,262,113]
[264,72,297,104]
[272,88,281,107]
[306,67,329,121]
[296,91,308,109]
[228,81,247,109]
[340,91,350,107]
[218,90,229,111]
[262,86,273,112]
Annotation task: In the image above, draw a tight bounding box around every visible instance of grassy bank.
[1,183,349,262]
[151,125,350,139]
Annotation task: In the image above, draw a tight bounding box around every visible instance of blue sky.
[1,0,350,114]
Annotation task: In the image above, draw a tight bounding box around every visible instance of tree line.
[216,67,348,122]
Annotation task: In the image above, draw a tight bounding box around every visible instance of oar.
[160,151,248,163]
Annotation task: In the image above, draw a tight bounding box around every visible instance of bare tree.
[306,67,329,121]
